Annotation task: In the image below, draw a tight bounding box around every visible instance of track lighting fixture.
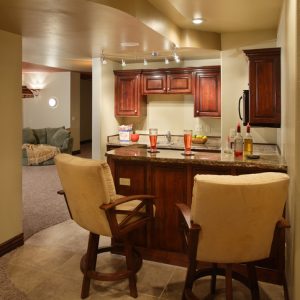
[100,56,107,65]
[143,59,148,66]
[121,59,126,67]
[100,50,107,64]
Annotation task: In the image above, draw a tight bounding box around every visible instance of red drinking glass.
[149,128,158,152]
[184,130,193,153]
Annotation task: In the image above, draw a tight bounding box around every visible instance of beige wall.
[277,0,298,298]
[221,30,279,148]
[22,72,71,129]
[92,58,119,159]
[0,30,23,244]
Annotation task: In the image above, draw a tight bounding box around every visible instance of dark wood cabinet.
[114,70,146,117]
[142,69,192,94]
[114,66,221,118]
[244,48,281,127]
[194,66,221,118]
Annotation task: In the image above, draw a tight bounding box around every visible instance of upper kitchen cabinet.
[142,69,192,94]
[194,66,221,118]
[244,48,281,127]
[114,70,146,117]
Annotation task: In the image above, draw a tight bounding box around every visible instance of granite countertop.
[106,146,287,172]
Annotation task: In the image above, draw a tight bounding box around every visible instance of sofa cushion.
[46,127,65,144]
[23,127,36,144]
[51,128,70,148]
[33,128,47,144]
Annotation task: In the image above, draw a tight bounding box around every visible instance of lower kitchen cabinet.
[107,152,287,285]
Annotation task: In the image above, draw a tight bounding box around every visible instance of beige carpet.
[22,164,70,240]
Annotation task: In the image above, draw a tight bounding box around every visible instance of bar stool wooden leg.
[124,239,138,298]
[210,263,217,294]
[81,233,99,299]
[247,262,260,300]
[225,264,233,300]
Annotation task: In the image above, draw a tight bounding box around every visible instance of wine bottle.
[234,123,243,157]
[244,123,253,156]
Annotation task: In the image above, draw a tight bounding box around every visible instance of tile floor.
[4,220,285,299]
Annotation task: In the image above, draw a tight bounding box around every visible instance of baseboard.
[0,233,24,257]
[72,150,80,155]
[80,139,92,144]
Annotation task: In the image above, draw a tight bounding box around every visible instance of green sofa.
[22,127,73,165]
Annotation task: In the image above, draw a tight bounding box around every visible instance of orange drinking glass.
[149,128,158,152]
[184,130,193,153]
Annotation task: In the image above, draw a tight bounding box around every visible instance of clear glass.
[184,129,193,153]
[149,128,158,152]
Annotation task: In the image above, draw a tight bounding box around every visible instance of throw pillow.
[33,128,47,144]
[22,127,36,144]
[46,126,65,143]
[51,128,70,148]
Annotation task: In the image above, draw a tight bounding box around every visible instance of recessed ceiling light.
[120,42,139,47]
[192,18,204,25]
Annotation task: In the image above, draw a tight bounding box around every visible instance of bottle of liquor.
[234,122,243,157]
[244,122,253,156]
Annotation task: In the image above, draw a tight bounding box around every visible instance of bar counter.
[106,145,287,284]
[106,146,287,173]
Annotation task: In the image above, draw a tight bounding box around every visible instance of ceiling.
[0,0,283,72]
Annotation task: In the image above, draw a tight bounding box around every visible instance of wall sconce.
[29,88,41,97]
[22,85,41,98]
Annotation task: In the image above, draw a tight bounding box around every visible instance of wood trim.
[80,139,92,144]
[0,233,24,257]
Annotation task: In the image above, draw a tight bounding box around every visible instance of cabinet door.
[142,73,166,94]
[167,72,192,94]
[150,164,188,252]
[194,66,221,117]
[114,71,145,117]
[244,48,281,127]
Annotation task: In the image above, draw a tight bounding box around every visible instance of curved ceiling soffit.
[88,0,221,52]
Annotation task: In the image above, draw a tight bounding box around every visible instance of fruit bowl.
[192,136,208,144]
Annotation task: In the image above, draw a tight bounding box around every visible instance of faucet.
[165,130,172,144]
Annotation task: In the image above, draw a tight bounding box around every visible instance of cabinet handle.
[134,110,137,113]
[196,110,199,113]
